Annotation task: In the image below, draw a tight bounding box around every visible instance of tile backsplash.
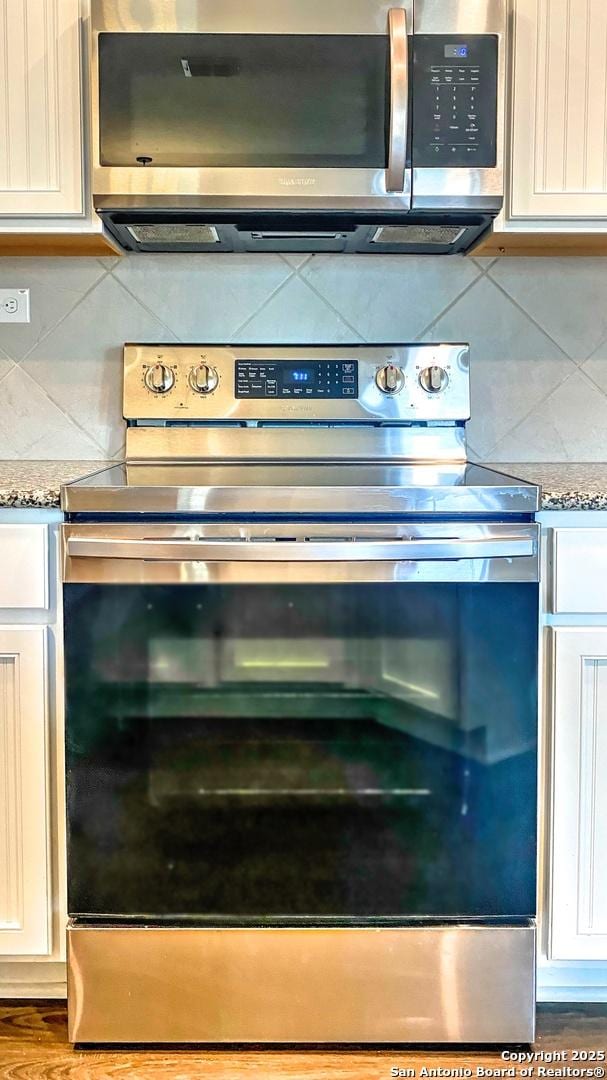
[0,252,606,461]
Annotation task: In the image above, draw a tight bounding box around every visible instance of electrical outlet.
[0,288,30,323]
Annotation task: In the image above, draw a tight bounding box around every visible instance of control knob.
[419,365,449,394]
[376,363,405,394]
[144,362,175,394]
[189,363,219,395]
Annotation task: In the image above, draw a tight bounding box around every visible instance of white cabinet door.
[0,627,50,956]
[550,628,607,961]
[0,0,83,216]
[510,0,607,220]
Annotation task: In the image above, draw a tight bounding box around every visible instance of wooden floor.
[0,1002,606,1079]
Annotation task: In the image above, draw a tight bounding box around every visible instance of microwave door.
[92,1,413,210]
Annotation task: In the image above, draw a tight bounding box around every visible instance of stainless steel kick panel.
[68,923,536,1044]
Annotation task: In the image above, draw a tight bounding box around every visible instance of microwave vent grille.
[371,225,466,245]
[126,224,221,244]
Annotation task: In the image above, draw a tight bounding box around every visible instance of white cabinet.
[510,0,607,223]
[550,628,607,961]
[0,627,50,956]
[0,0,83,217]
[539,518,607,998]
[0,514,65,998]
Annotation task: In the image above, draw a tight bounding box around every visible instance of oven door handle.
[65,535,536,562]
[386,8,409,193]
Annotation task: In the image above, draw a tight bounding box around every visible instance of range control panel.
[123,344,470,423]
[236,359,358,399]
[412,35,498,168]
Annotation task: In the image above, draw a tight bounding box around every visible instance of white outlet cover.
[0,288,30,323]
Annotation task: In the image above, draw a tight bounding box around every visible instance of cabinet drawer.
[0,526,48,609]
[553,528,607,613]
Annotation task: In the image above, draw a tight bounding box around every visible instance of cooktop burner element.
[61,343,539,518]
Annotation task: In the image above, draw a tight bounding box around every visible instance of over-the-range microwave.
[91,0,505,255]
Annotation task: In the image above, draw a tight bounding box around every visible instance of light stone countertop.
[488,463,607,512]
[0,460,605,511]
[0,461,110,508]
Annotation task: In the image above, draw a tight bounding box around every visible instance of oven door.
[92,0,412,207]
[62,521,538,923]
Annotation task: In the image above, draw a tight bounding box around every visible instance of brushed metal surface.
[387,9,408,192]
[92,168,413,203]
[62,555,540,585]
[61,521,540,584]
[124,425,468,463]
[92,0,410,35]
[67,923,536,1044]
[60,461,540,517]
[122,344,471,423]
[66,534,537,563]
[415,0,504,35]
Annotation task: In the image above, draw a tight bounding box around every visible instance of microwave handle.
[386,8,409,192]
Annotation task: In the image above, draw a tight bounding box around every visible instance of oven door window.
[98,33,389,168]
[65,583,537,921]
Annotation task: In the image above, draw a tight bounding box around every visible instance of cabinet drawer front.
[0,526,48,609]
[553,528,607,613]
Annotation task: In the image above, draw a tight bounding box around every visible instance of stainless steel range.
[61,343,539,1045]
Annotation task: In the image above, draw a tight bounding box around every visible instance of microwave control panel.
[412,35,498,168]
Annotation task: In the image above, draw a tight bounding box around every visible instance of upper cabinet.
[477,0,607,249]
[509,0,607,222]
[0,0,83,217]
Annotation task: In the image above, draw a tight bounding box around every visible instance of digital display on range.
[235,359,358,399]
[283,366,316,386]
